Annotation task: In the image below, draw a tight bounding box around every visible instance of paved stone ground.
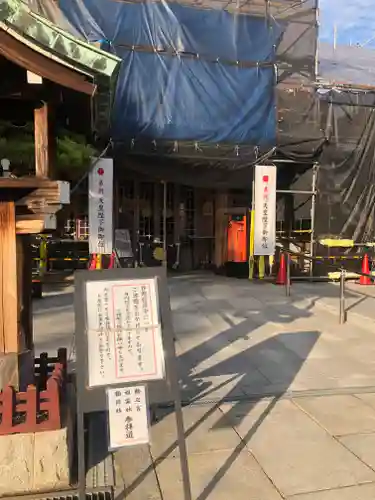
[34,273,375,499]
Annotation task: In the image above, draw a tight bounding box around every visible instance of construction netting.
[28,0,318,165]
[27,0,375,243]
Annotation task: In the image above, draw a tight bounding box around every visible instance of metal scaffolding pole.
[273,165,319,277]
[276,189,316,195]
[310,164,319,276]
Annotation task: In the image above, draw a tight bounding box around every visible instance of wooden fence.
[0,348,67,435]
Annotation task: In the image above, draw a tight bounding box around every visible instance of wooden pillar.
[0,202,18,353]
[17,236,32,352]
[34,101,55,178]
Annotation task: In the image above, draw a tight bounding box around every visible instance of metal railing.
[281,248,375,325]
[115,243,373,326]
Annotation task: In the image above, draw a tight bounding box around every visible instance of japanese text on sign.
[254,165,277,256]
[88,157,113,254]
[85,278,165,387]
[107,385,149,449]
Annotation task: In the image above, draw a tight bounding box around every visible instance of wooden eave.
[0,177,69,203]
[0,27,96,96]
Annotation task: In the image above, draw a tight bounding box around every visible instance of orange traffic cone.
[276,252,287,285]
[88,253,96,270]
[359,253,372,285]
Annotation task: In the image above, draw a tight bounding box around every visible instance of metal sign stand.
[74,267,192,500]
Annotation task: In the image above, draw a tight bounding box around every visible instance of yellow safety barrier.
[38,238,47,277]
[277,230,312,234]
[328,271,375,280]
[269,255,275,275]
[258,256,265,280]
[248,209,255,280]
[319,239,354,248]
[49,257,89,261]
[95,254,102,270]
[315,256,361,260]
[248,209,274,280]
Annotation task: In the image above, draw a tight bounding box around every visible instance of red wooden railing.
[0,348,67,435]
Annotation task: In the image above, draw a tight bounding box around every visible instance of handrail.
[279,247,375,324]
[279,247,375,281]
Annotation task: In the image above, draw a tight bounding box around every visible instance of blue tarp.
[58,0,284,146]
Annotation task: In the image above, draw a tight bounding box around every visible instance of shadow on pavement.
[116,329,320,499]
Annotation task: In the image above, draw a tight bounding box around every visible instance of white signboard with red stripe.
[89,157,113,254]
[85,277,165,388]
[254,165,277,256]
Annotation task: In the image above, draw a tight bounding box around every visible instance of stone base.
[0,424,72,497]
[0,383,74,498]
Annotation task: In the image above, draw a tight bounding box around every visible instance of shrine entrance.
[116,178,215,271]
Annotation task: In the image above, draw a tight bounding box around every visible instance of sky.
[319,0,375,48]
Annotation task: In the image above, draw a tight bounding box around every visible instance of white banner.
[89,157,113,254]
[254,165,277,256]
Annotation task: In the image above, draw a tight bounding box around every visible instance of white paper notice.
[85,278,165,387]
[107,385,149,449]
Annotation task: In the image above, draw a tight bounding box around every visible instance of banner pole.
[249,170,255,280]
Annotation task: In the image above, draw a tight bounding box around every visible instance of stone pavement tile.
[173,310,213,337]
[155,449,283,500]
[150,404,241,459]
[291,357,375,390]
[282,367,341,392]
[287,483,375,500]
[179,375,221,402]
[114,445,162,500]
[250,346,324,387]
[295,395,375,436]
[339,433,375,471]
[181,373,259,401]
[271,328,330,360]
[221,399,375,497]
[241,382,291,397]
[292,283,375,333]
[356,393,375,410]
[336,376,375,390]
